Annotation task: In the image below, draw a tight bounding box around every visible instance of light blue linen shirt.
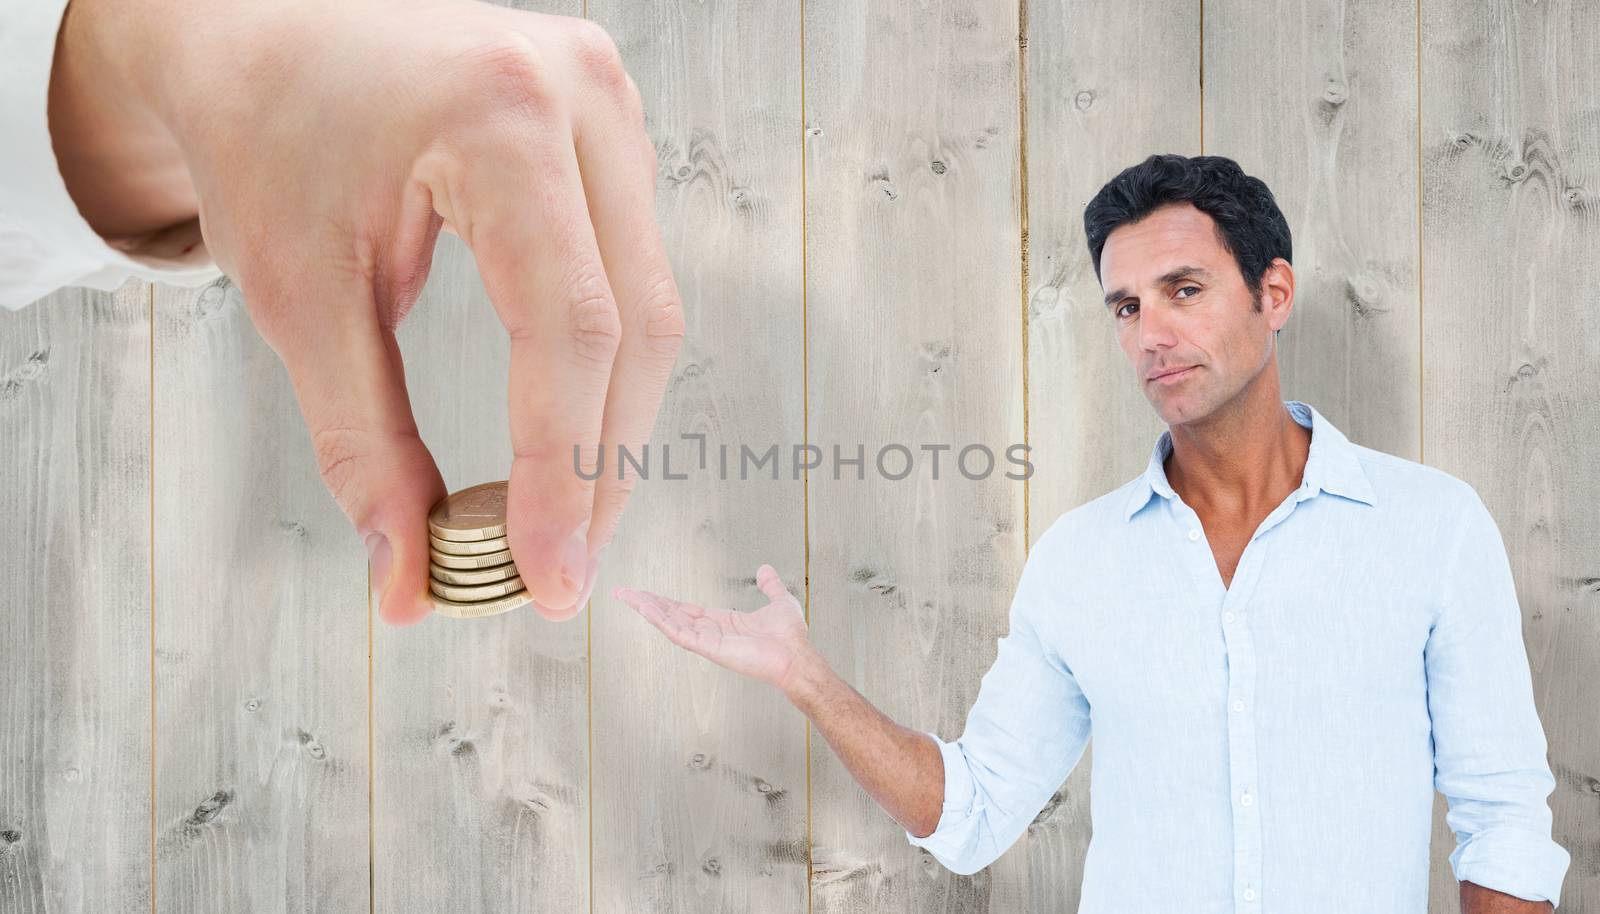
[906,399,1569,911]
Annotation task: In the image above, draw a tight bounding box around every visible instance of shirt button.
[1223,611,1236,624]
[1240,792,1254,807]
[1244,888,1256,902]
[1187,528,1201,541]
[1232,699,1245,712]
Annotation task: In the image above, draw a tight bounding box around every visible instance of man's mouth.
[1148,365,1197,383]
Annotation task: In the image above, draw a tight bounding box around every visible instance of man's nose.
[1136,301,1179,351]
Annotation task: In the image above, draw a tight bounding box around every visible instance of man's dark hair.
[1084,154,1292,306]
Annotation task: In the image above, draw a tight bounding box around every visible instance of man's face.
[1098,202,1285,426]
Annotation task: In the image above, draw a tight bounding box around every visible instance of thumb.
[755,564,793,603]
[253,274,445,627]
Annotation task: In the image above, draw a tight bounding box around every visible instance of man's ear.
[1262,257,1295,334]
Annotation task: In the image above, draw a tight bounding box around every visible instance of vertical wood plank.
[804,2,1026,910]
[1421,0,1600,908]
[0,282,152,914]
[1204,0,1421,457]
[584,1,810,912]
[152,277,370,913]
[1024,0,1201,908]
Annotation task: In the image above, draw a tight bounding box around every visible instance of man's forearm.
[780,646,946,838]
[1461,880,1555,913]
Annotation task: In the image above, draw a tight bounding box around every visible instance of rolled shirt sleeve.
[904,524,1092,875]
[1425,488,1570,906]
[0,0,223,311]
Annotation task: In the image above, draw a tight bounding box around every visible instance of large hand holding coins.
[428,481,532,619]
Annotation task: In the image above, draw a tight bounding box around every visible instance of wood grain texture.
[152,277,370,913]
[1023,0,1201,910]
[802,1,1026,911]
[1421,0,1600,908]
[0,281,152,914]
[584,1,810,912]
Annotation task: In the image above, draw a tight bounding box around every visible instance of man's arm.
[1426,488,1570,910]
[780,648,947,838]
[618,522,1090,877]
[1462,880,1554,914]
[781,559,1091,877]
[617,565,949,838]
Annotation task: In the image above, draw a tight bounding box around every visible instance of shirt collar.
[1122,399,1376,522]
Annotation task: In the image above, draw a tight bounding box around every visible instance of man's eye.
[1115,302,1137,319]
[1176,285,1200,298]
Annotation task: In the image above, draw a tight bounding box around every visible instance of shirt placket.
[1169,485,1312,912]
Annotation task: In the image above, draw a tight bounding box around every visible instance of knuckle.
[566,19,628,91]
[509,437,563,466]
[636,276,687,357]
[309,425,370,515]
[599,470,639,510]
[563,272,623,363]
[412,144,476,246]
[461,32,560,121]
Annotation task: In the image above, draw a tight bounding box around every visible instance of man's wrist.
[780,645,838,713]
[1460,880,1555,913]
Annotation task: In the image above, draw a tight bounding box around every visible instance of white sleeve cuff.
[0,0,223,311]
[902,729,984,872]
[1450,825,1571,908]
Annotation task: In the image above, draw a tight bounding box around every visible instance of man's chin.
[1148,388,1208,427]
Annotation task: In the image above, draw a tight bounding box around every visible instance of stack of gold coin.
[428,481,533,619]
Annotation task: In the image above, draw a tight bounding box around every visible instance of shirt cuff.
[1450,826,1571,907]
[0,0,223,310]
[902,729,979,866]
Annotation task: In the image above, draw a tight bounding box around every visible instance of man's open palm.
[615,564,809,690]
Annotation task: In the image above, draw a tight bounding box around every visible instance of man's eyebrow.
[1103,265,1215,309]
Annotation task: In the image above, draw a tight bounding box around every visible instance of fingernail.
[562,519,590,592]
[365,532,392,602]
[571,554,600,609]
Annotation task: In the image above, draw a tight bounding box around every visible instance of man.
[2,0,684,625]
[616,155,1570,912]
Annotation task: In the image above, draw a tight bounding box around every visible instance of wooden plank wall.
[0,285,152,913]
[583,0,810,911]
[151,276,371,913]
[0,0,1595,912]
[803,0,1027,909]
